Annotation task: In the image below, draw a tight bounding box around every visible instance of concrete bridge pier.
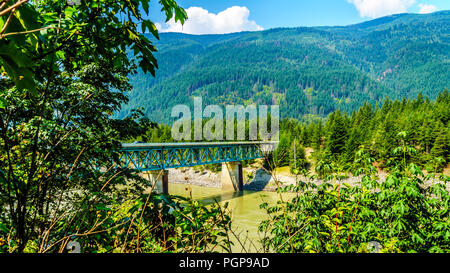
[221,162,243,192]
[146,170,169,194]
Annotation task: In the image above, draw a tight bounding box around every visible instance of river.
[167,182,295,252]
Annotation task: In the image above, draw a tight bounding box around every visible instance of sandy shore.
[168,168,222,188]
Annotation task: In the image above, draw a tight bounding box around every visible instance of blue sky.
[146,0,450,34]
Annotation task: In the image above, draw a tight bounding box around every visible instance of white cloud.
[418,4,438,14]
[348,0,416,18]
[157,6,263,34]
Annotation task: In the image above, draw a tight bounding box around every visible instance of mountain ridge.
[117,11,450,123]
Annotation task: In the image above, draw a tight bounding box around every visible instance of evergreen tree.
[343,128,362,163]
[372,112,397,161]
[289,138,307,172]
[326,110,348,158]
[430,129,449,161]
[311,120,323,150]
[273,133,291,167]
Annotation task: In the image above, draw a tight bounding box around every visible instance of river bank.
[166,166,450,192]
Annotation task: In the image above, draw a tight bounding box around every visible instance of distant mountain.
[116,11,450,123]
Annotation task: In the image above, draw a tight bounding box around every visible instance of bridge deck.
[121,141,277,148]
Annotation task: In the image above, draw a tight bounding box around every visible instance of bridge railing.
[117,141,276,172]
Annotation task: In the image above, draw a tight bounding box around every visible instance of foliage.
[0,0,187,252]
[267,92,450,172]
[258,145,450,253]
[0,187,232,253]
[0,0,187,84]
[289,138,307,173]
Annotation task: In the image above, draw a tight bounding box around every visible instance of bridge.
[117,141,276,194]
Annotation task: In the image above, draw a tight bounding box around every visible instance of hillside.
[116,11,450,122]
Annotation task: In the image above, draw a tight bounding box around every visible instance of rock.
[367,241,382,253]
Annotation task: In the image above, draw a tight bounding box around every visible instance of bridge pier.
[146,170,169,194]
[221,162,243,192]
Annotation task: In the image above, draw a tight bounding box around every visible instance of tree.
[311,120,323,150]
[326,110,348,158]
[371,112,397,161]
[272,133,290,167]
[430,128,449,171]
[289,138,307,173]
[0,0,187,88]
[0,0,187,252]
[343,128,362,163]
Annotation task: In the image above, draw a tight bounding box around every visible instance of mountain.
[116,11,450,123]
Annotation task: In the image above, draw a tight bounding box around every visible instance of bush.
[0,191,232,253]
[259,151,450,253]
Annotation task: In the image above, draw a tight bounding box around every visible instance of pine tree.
[326,110,348,158]
[273,133,291,167]
[343,128,362,163]
[289,138,307,172]
[311,120,323,150]
[371,111,398,160]
[430,129,449,161]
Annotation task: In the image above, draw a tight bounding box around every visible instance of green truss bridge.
[117,141,276,194]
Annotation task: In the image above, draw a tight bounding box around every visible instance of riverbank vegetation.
[0,0,212,253]
[260,139,449,253]
[275,91,449,174]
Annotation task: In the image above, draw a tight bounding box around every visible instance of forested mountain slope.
[117,11,450,122]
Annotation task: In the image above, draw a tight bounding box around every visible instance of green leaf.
[0,41,36,94]
[0,222,8,233]
[0,96,6,109]
[142,0,150,14]
[15,3,41,31]
[142,20,159,39]
[64,6,77,18]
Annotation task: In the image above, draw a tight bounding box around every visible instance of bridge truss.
[117,142,275,172]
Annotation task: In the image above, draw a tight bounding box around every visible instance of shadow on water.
[196,190,245,205]
[181,168,274,205]
[195,189,272,206]
[242,168,272,191]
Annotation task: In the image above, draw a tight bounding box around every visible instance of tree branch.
[0,6,15,35]
[0,0,11,12]
[0,26,59,39]
[0,0,27,16]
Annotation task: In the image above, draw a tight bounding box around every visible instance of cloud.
[157,6,263,34]
[418,4,438,14]
[348,0,416,18]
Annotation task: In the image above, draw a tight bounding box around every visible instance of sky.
[145,0,450,34]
